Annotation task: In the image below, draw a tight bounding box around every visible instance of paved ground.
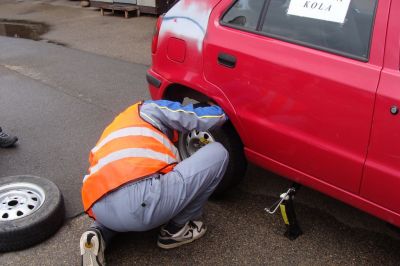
[0,1,400,265]
[0,0,156,65]
[0,35,149,217]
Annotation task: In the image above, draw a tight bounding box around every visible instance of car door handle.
[218,53,236,68]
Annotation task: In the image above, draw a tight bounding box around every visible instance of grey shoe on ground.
[80,228,106,266]
[0,127,18,148]
[157,220,207,249]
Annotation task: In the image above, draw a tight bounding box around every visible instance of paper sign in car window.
[287,0,351,24]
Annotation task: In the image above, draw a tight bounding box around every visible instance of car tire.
[178,118,247,197]
[0,175,65,252]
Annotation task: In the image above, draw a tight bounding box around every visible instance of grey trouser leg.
[168,142,229,225]
[91,142,228,232]
[90,221,116,246]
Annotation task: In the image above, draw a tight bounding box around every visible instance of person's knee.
[209,142,229,165]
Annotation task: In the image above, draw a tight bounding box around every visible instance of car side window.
[261,0,377,60]
[222,0,266,31]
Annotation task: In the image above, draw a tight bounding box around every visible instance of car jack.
[264,183,302,240]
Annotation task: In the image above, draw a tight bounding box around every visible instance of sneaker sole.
[81,253,103,266]
[157,227,207,250]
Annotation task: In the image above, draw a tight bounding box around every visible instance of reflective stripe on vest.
[81,102,178,212]
[91,126,179,160]
[83,148,177,182]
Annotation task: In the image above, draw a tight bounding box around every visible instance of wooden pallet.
[99,4,140,19]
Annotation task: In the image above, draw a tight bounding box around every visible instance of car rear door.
[361,0,400,216]
[203,0,389,193]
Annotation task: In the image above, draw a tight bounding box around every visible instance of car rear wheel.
[178,115,247,196]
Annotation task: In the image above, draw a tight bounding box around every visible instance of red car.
[147,0,400,228]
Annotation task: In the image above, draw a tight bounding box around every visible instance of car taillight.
[152,14,164,54]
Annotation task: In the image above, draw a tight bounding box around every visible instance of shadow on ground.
[106,179,400,265]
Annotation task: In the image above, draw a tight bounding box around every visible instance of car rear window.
[221,0,266,31]
[222,0,378,61]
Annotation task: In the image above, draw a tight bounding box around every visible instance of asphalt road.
[0,36,149,218]
[0,37,399,265]
[0,0,155,65]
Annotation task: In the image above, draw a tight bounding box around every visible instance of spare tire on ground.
[0,175,65,252]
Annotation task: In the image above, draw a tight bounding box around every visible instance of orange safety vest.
[81,102,179,216]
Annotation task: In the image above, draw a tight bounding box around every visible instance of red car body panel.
[361,0,400,220]
[148,0,400,227]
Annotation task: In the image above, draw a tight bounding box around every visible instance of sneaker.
[0,127,18,148]
[157,220,207,249]
[80,229,106,266]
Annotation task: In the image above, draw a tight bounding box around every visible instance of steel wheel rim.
[0,182,46,221]
[179,130,216,158]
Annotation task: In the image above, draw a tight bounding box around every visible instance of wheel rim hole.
[32,197,38,201]
[27,191,33,194]
[28,205,34,210]
[17,211,23,216]
[2,213,8,219]
[8,200,18,206]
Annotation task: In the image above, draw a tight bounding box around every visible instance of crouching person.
[80,100,229,265]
